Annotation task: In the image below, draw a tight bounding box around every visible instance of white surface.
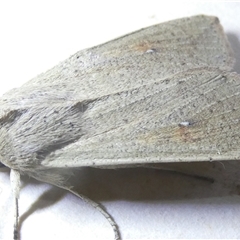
[0,1,240,239]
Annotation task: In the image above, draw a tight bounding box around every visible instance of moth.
[0,15,240,239]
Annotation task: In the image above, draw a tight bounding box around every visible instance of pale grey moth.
[0,15,240,239]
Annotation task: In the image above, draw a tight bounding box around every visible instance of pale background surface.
[0,1,240,239]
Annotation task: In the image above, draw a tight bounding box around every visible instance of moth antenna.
[10,169,21,240]
[61,185,121,240]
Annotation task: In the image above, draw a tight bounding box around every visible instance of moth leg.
[60,185,121,240]
[10,169,21,240]
[31,168,121,239]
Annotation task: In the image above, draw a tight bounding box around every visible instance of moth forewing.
[0,16,234,112]
[0,14,239,240]
[40,68,240,169]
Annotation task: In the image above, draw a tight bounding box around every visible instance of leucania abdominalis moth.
[0,15,240,239]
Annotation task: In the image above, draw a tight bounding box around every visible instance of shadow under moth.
[0,15,240,239]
